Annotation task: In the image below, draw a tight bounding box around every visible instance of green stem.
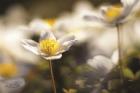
[48,60,57,93]
[116,24,124,85]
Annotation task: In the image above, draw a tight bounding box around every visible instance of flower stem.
[116,24,124,85]
[48,60,57,93]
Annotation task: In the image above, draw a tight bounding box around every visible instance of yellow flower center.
[0,63,17,78]
[39,39,60,56]
[44,19,56,27]
[104,5,123,22]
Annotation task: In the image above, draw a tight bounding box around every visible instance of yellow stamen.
[39,39,60,56]
[0,63,17,78]
[104,5,123,22]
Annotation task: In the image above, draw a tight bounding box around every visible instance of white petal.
[84,12,105,23]
[120,0,139,19]
[121,0,138,7]
[100,5,108,14]
[0,77,4,80]
[43,54,62,60]
[58,35,76,53]
[29,19,56,40]
[21,39,39,55]
[58,35,75,44]
[39,30,56,41]
[111,50,119,65]
[29,19,51,31]
[0,78,25,93]
[87,55,114,75]
[62,40,76,52]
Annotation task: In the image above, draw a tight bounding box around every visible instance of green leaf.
[123,68,134,79]
[75,64,94,74]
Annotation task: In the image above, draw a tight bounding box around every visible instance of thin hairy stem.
[116,24,124,85]
[48,60,57,93]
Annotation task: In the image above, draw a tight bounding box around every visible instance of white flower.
[53,1,104,43]
[0,61,26,93]
[0,77,25,93]
[19,18,51,35]
[87,51,118,77]
[0,28,39,64]
[29,19,52,32]
[54,15,103,44]
[0,6,38,64]
[21,29,76,60]
[130,20,140,44]
[84,0,139,25]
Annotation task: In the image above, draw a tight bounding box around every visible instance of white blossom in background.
[131,20,140,44]
[30,19,51,29]
[88,25,133,56]
[0,55,27,93]
[0,77,25,93]
[84,0,139,26]
[20,18,56,36]
[0,5,39,64]
[87,51,118,77]
[0,28,39,64]
[122,19,140,48]
[54,1,105,43]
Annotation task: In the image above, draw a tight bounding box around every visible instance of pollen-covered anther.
[104,5,123,22]
[39,39,60,56]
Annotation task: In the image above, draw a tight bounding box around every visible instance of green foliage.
[75,64,94,74]
[123,68,135,80]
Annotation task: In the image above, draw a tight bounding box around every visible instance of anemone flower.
[87,51,118,78]
[85,0,139,85]
[0,62,25,93]
[21,26,76,93]
[84,0,139,26]
[21,18,56,35]
[0,77,25,93]
[87,51,120,93]
[21,29,76,60]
